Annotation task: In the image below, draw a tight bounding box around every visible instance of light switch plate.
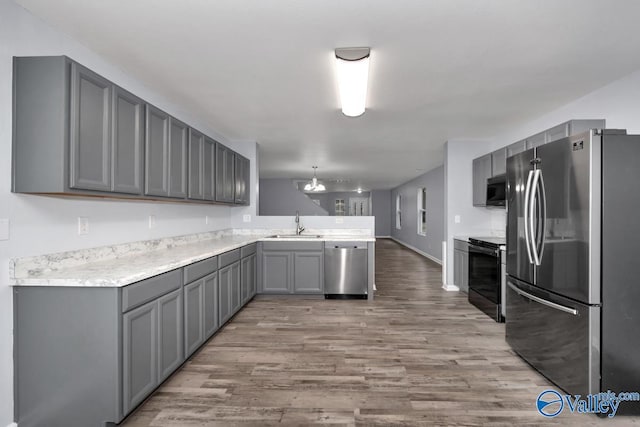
[243,214,251,223]
[148,215,156,229]
[335,217,344,224]
[0,218,9,241]
[454,215,461,224]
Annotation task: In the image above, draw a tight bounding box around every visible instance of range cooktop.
[468,236,505,248]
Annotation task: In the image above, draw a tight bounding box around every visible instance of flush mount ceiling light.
[304,166,326,192]
[335,47,370,117]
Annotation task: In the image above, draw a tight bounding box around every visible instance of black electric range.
[467,236,505,322]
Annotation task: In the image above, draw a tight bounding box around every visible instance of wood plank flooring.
[123,239,640,426]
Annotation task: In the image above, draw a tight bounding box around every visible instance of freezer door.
[534,132,600,304]
[506,148,535,284]
[506,278,600,397]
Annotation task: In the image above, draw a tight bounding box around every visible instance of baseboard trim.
[7,422,18,427]
[442,284,460,292]
[390,237,442,265]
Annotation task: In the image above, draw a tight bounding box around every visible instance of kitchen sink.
[267,234,323,239]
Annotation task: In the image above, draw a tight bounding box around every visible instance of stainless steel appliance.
[506,129,640,414]
[468,237,505,322]
[486,174,506,207]
[324,242,368,299]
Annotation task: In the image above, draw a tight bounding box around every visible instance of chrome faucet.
[295,211,305,235]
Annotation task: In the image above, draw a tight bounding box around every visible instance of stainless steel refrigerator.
[506,129,640,414]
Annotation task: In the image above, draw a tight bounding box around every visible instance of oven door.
[468,244,500,304]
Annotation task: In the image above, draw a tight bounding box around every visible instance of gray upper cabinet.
[13,56,143,196]
[188,128,205,200]
[215,143,235,203]
[168,118,188,198]
[545,122,569,143]
[234,154,250,205]
[506,140,526,158]
[69,63,112,192]
[188,130,216,201]
[491,148,506,177]
[525,131,546,150]
[112,87,144,194]
[472,153,492,207]
[13,55,243,205]
[145,105,169,197]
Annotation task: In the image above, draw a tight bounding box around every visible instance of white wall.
[443,139,505,287]
[0,1,256,424]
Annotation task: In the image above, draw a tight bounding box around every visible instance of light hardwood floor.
[123,239,639,426]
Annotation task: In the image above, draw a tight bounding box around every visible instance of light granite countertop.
[10,229,374,288]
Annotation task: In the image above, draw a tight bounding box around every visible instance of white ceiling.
[15,0,640,190]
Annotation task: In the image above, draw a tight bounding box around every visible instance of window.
[417,187,427,236]
[335,199,345,216]
[395,194,402,229]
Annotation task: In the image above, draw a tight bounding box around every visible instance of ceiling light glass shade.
[335,47,370,117]
[304,167,326,192]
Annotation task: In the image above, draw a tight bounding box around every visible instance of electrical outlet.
[205,215,210,225]
[148,215,156,229]
[335,217,344,224]
[0,218,9,241]
[454,215,461,224]
[243,214,251,223]
[77,217,89,235]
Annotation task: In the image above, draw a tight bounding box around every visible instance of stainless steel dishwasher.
[324,241,368,299]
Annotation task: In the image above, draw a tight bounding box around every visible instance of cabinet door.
[157,289,183,382]
[218,264,233,325]
[168,118,188,198]
[188,128,204,200]
[203,271,219,338]
[506,140,526,158]
[145,105,169,196]
[234,154,244,204]
[241,253,257,304]
[453,249,461,288]
[184,280,204,357]
[122,300,158,414]
[203,137,216,201]
[69,63,112,192]
[461,250,469,292]
[215,144,234,203]
[230,261,241,314]
[248,254,257,298]
[525,131,546,150]
[491,148,506,177]
[261,251,292,293]
[112,86,144,194]
[545,122,569,143]
[293,252,323,293]
[472,154,492,206]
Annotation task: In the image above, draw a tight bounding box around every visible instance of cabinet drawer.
[183,256,218,284]
[122,269,182,313]
[219,248,240,268]
[241,243,257,258]
[262,241,324,251]
[454,239,469,251]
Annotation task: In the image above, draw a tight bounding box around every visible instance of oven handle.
[469,245,498,256]
[507,281,578,316]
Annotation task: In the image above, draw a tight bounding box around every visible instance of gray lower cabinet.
[123,286,183,414]
[259,242,324,294]
[241,253,257,304]
[472,153,492,206]
[219,261,241,325]
[215,143,235,203]
[184,271,219,357]
[453,239,469,293]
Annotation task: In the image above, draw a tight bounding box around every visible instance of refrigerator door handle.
[535,171,547,262]
[529,169,542,265]
[507,281,578,315]
[523,170,535,264]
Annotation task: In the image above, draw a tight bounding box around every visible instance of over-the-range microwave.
[486,174,506,207]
